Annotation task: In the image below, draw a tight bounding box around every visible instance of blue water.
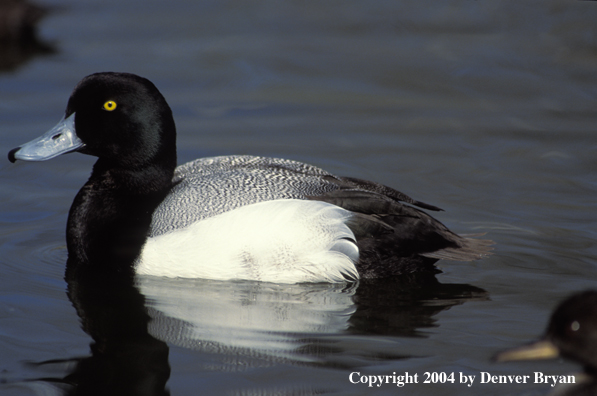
[1,1,597,395]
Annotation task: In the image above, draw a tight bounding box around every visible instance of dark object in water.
[0,0,55,71]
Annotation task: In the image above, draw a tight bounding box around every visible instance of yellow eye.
[103,100,117,111]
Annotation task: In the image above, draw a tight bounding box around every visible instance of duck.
[0,0,54,72]
[8,72,492,283]
[494,290,597,395]
[0,0,46,43]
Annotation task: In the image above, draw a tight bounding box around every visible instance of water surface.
[1,1,596,395]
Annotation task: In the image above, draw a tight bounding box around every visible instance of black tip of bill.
[8,147,20,163]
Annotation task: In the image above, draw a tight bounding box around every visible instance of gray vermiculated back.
[149,155,341,236]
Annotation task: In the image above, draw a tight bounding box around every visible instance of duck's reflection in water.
[28,269,171,396]
[29,269,486,395]
[140,273,487,362]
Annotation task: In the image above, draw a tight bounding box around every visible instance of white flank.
[136,199,359,283]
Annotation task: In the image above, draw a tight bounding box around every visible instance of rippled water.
[1,1,596,395]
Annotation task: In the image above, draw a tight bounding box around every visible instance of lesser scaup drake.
[495,291,597,394]
[8,72,492,283]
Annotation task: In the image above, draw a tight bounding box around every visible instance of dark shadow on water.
[24,263,487,395]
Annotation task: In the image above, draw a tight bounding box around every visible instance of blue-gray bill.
[8,113,84,163]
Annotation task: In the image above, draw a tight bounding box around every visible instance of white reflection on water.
[138,276,357,361]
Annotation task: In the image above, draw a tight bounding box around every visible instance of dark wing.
[308,175,493,275]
